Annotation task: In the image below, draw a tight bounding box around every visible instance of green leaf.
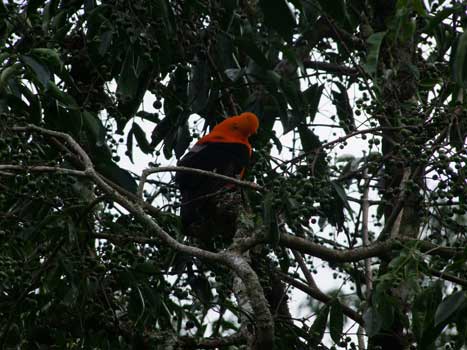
[151,117,173,148]
[332,82,355,134]
[398,16,416,44]
[316,0,349,29]
[0,64,21,91]
[363,32,387,76]
[45,81,78,108]
[329,299,344,343]
[149,4,174,76]
[281,78,306,132]
[22,55,51,87]
[453,31,467,87]
[172,66,189,106]
[450,113,467,151]
[128,287,145,323]
[434,292,466,327]
[363,307,383,336]
[189,275,213,304]
[189,56,210,113]
[126,128,134,163]
[259,0,296,41]
[135,262,159,275]
[298,125,321,153]
[413,281,443,345]
[423,6,459,34]
[174,123,191,159]
[373,288,396,330]
[83,111,106,147]
[30,48,63,72]
[298,125,328,175]
[454,313,467,350]
[97,162,138,194]
[98,30,113,56]
[278,247,291,273]
[412,0,427,16]
[18,84,42,123]
[263,192,279,247]
[132,122,153,154]
[331,180,353,218]
[235,38,271,69]
[2,94,30,117]
[303,83,324,122]
[309,305,329,345]
[117,47,138,98]
[0,52,10,65]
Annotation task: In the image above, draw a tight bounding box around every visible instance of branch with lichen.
[10,124,274,350]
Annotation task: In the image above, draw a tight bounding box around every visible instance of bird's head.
[220,112,259,138]
[197,112,260,146]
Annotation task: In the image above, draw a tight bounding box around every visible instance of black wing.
[175,142,250,227]
[175,142,250,190]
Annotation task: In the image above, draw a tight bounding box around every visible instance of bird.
[175,113,301,346]
[175,112,259,243]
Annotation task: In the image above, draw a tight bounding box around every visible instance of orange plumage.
[197,112,259,154]
[175,112,259,233]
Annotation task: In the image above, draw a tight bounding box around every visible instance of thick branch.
[21,125,273,349]
[280,234,461,261]
[95,232,461,264]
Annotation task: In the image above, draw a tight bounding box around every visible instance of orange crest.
[198,112,260,148]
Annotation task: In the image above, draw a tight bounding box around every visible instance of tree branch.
[20,125,274,349]
[428,268,467,287]
[277,272,364,325]
[13,125,94,170]
[303,60,359,76]
[0,164,88,177]
[177,330,247,349]
[280,233,461,261]
[138,166,262,199]
[95,231,461,263]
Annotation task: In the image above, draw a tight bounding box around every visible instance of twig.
[357,325,366,350]
[138,166,262,199]
[13,125,93,170]
[390,168,411,238]
[277,272,364,326]
[279,125,420,171]
[291,250,318,290]
[361,170,372,299]
[177,330,246,349]
[303,60,359,76]
[0,164,88,178]
[428,268,467,287]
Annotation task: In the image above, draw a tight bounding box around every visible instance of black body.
[175,142,250,229]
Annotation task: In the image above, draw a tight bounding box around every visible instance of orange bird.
[175,112,259,231]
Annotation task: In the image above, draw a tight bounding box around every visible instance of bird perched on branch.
[175,113,301,347]
[175,112,259,243]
